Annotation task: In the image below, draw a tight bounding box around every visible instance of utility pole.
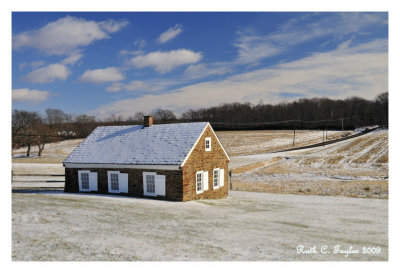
[341,118,344,136]
[325,119,328,141]
[292,120,296,146]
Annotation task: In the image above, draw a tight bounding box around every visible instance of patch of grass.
[12,156,66,164]
[377,152,388,164]
[274,221,309,229]
[233,162,266,173]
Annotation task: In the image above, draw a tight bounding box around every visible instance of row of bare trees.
[11,108,178,156]
[12,93,388,156]
[12,110,57,156]
[181,93,389,130]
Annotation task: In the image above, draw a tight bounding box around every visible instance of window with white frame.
[213,168,225,189]
[110,173,119,191]
[81,172,89,190]
[78,170,97,192]
[146,174,155,194]
[107,171,128,194]
[196,171,203,192]
[205,137,211,151]
[213,168,219,188]
[143,172,165,196]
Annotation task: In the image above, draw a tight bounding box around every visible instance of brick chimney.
[143,115,153,127]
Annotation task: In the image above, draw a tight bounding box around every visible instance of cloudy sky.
[12,12,388,118]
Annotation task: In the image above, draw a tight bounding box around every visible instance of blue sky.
[12,12,388,119]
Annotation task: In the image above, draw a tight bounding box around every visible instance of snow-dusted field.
[12,139,84,163]
[217,130,352,156]
[12,163,65,175]
[229,130,388,198]
[11,129,388,198]
[12,190,387,261]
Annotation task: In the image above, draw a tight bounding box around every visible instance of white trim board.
[180,123,230,167]
[180,123,209,167]
[208,123,231,161]
[64,163,180,170]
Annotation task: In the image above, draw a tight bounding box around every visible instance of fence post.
[229,170,232,190]
[292,120,296,146]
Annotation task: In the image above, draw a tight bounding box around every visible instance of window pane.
[196,173,202,191]
[81,173,89,189]
[213,170,219,187]
[146,175,155,193]
[111,173,119,191]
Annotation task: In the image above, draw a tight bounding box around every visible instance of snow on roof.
[63,122,209,165]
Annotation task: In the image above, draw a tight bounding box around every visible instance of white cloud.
[98,19,129,33]
[131,49,202,73]
[234,31,281,65]
[119,49,144,56]
[234,13,387,64]
[90,39,387,118]
[157,24,183,44]
[106,80,176,93]
[61,53,83,65]
[184,63,232,79]
[13,16,128,55]
[79,67,124,84]
[12,88,51,103]
[29,60,46,69]
[22,63,69,83]
[134,38,147,48]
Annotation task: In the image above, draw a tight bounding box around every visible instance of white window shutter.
[107,171,112,193]
[89,172,98,191]
[143,172,147,194]
[119,173,129,193]
[78,171,83,191]
[219,168,225,187]
[78,170,90,192]
[155,175,166,196]
[203,171,209,191]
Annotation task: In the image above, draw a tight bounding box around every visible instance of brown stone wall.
[181,125,230,201]
[64,167,183,201]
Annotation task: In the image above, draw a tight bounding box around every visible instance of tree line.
[181,92,388,130]
[12,92,388,156]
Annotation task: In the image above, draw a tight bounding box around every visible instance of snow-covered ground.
[12,190,387,261]
[11,130,388,198]
[218,130,352,156]
[12,139,84,163]
[230,130,388,198]
[12,163,65,175]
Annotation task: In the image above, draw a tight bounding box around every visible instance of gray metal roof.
[63,122,209,165]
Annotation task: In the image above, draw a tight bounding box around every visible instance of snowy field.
[11,129,388,198]
[217,130,352,156]
[12,190,387,261]
[229,130,388,198]
[12,139,84,163]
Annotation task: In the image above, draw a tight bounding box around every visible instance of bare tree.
[153,109,177,123]
[45,108,70,125]
[375,92,388,128]
[35,124,57,156]
[12,110,42,156]
[74,114,97,137]
[12,110,40,139]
